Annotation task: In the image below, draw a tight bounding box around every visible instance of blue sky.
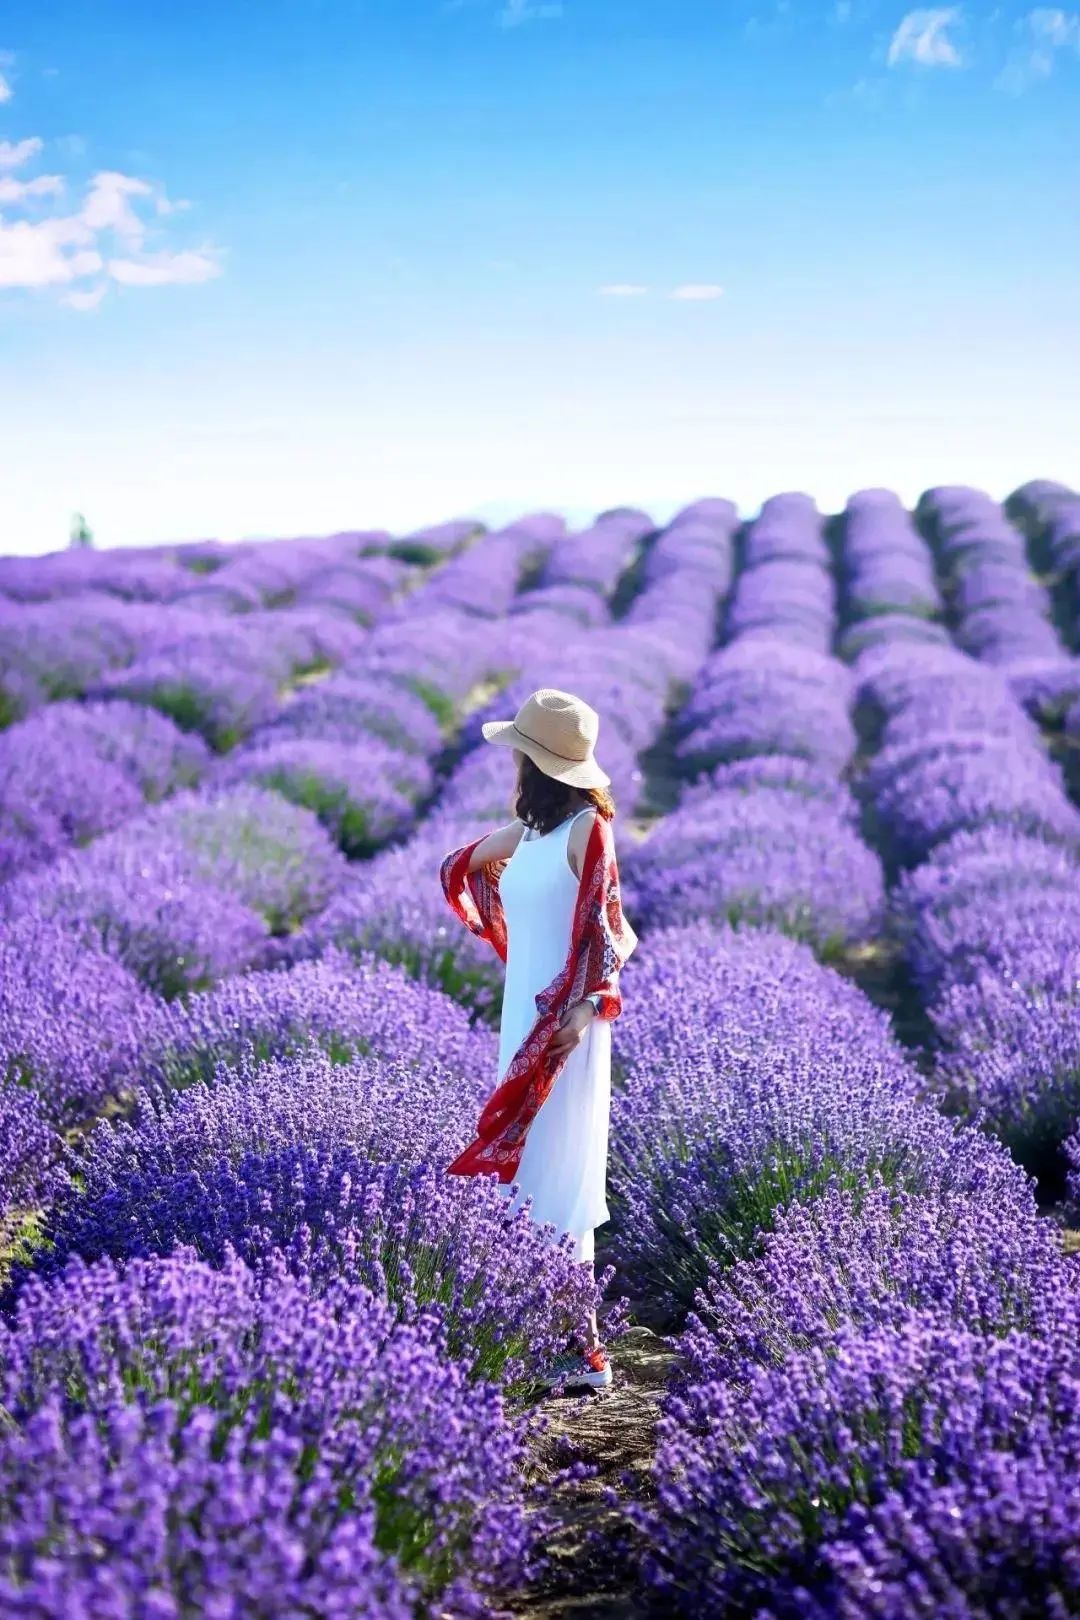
[1,0,1078,553]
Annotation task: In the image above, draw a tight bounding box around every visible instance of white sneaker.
[539,1347,612,1391]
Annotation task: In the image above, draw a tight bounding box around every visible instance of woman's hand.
[549,999,596,1055]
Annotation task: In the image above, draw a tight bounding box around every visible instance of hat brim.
[481,720,611,789]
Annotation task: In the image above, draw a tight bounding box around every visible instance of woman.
[439,688,637,1390]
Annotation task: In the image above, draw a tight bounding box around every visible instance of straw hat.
[481,688,610,789]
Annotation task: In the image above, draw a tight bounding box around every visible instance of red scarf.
[439,813,637,1182]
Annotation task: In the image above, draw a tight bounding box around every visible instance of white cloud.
[0,174,65,203]
[598,282,649,297]
[61,282,108,312]
[0,142,222,304]
[997,8,1080,91]
[887,7,964,67]
[1030,5,1080,42]
[669,283,725,301]
[0,73,12,104]
[498,0,563,26]
[80,171,155,244]
[0,218,101,289]
[0,136,43,169]
[108,247,222,286]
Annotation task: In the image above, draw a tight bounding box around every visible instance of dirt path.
[510,1326,675,1619]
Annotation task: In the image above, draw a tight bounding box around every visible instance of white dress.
[496,808,612,1266]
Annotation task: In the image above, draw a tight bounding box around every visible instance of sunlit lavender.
[2,486,1080,1614]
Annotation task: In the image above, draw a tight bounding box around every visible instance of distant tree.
[69,512,94,549]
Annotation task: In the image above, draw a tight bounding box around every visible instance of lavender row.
[0,1251,533,1616]
[1008,478,1080,648]
[0,699,210,883]
[292,501,738,1017]
[0,515,489,737]
[211,519,564,854]
[0,786,353,1232]
[856,635,1080,1176]
[845,498,1080,1174]
[612,917,1080,1610]
[539,506,653,598]
[0,573,545,1218]
[918,483,1063,666]
[0,527,434,730]
[627,495,884,955]
[1,523,549,898]
[0,525,425,610]
[0,595,366,740]
[630,495,1080,1604]
[915,492,1080,1179]
[648,1298,1080,1615]
[836,487,950,661]
[998,482,1080,786]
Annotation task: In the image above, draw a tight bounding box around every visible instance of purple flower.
[682,1173,1071,1385]
[0,912,156,1126]
[92,647,281,750]
[608,923,996,1317]
[0,700,210,881]
[677,639,855,774]
[0,595,145,719]
[142,946,497,1094]
[542,512,653,597]
[37,1047,601,1385]
[2,844,270,998]
[1008,657,1080,726]
[1066,1125,1080,1220]
[259,668,445,756]
[931,974,1080,1176]
[842,490,942,623]
[213,737,425,854]
[647,1310,1080,1617]
[0,1083,59,1244]
[0,1249,532,1613]
[293,827,504,1018]
[106,785,348,932]
[626,790,884,951]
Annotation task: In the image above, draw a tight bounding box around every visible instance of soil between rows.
[508,1327,677,1619]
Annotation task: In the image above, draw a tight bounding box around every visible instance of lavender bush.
[648,1310,1080,1617]
[214,736,425,854]
[681,1173,1074,1384]
[142,947,496,1093]
[0,1250,532,1614]
[5,488,1080,1610]
[0,913,156,1125]
[35,1048,600,1383]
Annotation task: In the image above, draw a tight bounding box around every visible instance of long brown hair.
[514,753,616,836]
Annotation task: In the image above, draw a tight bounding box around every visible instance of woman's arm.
[566,807,599,878]
[467,819,524,872]
[550,808,605,1053]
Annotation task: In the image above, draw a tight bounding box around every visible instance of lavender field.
[3,482,1080,1617]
